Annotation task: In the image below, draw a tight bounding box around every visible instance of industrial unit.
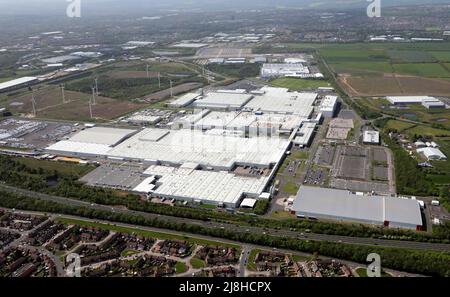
[177,109,309,136]
[363,130,380,145]
[292,186,423,230]
[293,123,317,147]
[168,92,200,108]
[261,63,310,78]
[244,86,317,116]
[0,77,39,93]
[134,165,270,208]
[193,92,253,110]
[47,127,291,170]
[319,95,338,118]
[44,85,330,208]
[386,96,446,109]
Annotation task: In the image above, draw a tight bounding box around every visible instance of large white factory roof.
[261,63,310,78]
[168,92,200,107]
[69,127,137,146]
[0,77,38,91]
[106,128,290,169]
[386,96,437,104]
[244,86,317,116]
[193,92,253,110]
[46,141,113,156]
[142,165,269,207]
[178,110,306,135]
[293,186,422,228]
[194,111,240,130]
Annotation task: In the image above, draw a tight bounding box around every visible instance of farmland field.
[306,42,450,96]
[64,61,204,101]
[383,120,416,132]
[392,63,450,78]
[340,75,450,97]
[387,50,437,63]
[6,86,146,121]
[404,125,450,138]
[330,62,392,76]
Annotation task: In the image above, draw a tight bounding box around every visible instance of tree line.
[0,190,448,277]
[0,155,449,244]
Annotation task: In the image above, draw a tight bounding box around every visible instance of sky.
[0,0,448,15]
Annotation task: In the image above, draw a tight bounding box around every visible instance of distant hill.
[0,0,448,15]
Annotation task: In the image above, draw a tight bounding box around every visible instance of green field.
[430,52,450,62]
[383,120,416,132]
[270,77,330,90]
[330,62,393,76]
[388,50,437,63]
[13,157,95,177]
[405,125,450,138]
[393,63,450,78]
[246,249,260,271]
[175,262,188,274]
[274,43,450,88]
[282,181,299,195]
[65,62,203,100]
[190,257,206,269]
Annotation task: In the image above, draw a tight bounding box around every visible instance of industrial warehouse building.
[244,87,317,116]
[46,127,138,157]
[292,186,423,230]
[0,77,39,93]
[293,123,316,147]
[261,63,310,78]
[168,92,200,107]
[319,95,338,118]
[133,165,270,208]
[47,127,290,170]
[193,91,253,110]
[386,96,446,109]
[363,130,380,145]
[44,85,332,208]
[176,109,310,136]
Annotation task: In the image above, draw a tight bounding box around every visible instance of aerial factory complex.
[0,0,449,280]
[46,85,321,208]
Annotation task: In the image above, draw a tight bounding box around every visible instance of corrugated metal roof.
[293,186,422,227]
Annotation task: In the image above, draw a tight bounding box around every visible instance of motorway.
[0,183,449,252]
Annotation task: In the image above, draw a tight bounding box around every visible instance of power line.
[91,86,97,106]
[60,84,66,103]
[94,78,99,96]
[31,91,36,117]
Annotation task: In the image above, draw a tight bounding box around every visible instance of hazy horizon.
[0,0,449,16]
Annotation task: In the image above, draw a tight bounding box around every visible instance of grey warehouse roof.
[293,186,422,227]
